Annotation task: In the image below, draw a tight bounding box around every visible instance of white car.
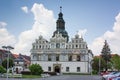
[102,72,118,80]
[106,72,120,80]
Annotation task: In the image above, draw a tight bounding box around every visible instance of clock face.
[56,43,60,48]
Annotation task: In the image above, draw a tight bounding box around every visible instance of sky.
[0,0,120,56]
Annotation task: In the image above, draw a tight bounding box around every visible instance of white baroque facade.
[31,7,93,74]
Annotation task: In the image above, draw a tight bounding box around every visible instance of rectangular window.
[56,55,59,61]
[77,67,80,72]
[33,46,35,49]
[48,55,51,61]
[76,45,78,48]
[39,45,41,49]
[48,67,51,71]
[76,40,78,43]
[66,67,69,72]
[72,40,74,43]
[79,44,81,48]
[77,55,80,61]
[69,45,71,48]
[36,46,38,49]
[68,55,72,61]
[72,45,74,48]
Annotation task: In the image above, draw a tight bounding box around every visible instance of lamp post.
[87,54,93,75]
[2,46,14,80]
[99,56,101,75]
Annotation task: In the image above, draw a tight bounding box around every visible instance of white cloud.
[0,22,7,28]
[3,3,120,57]
[89,12,120,55]
[0,22,16,48]
[14,3,55,55]
[21,6,28,13]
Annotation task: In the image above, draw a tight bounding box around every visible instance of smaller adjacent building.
[12,54,30,74]
[0,49,30,74]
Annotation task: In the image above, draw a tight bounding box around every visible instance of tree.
[111,54,120,71]
[101,40,111,71]
[2,58,14,69]
[0,65,6,73]
[92,57,99,72]
[29,64,43,75]
[92,57,106,73]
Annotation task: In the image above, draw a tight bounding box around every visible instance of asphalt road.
[0,75,102,80]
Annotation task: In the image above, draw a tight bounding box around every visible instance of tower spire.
[60,6,62,12]
[52,6,69,42]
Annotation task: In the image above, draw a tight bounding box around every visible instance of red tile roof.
[12,54,19,58]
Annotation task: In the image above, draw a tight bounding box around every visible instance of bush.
[29,64,43,75]
[92,70,98,74]
[0,65,6,73]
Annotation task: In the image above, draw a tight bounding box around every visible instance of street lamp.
[2,45,14,80]
[87,53,93,75]
[99,56,101,75]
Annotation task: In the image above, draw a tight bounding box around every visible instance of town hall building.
[30,7,93,74]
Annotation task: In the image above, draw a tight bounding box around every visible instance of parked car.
[106,72,120,80]
[101,71,110,76]
[102,72,118,80]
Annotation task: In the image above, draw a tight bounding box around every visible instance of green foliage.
[92,70,97,74]
[92,57,99,71]
[0,65,6,73]
[99,58,106,71]
[111,54,120,71]
[2,58,14,69]
[29,64,43,75]
[22,75,41,78]
[101,40,111,71]
[92,57,106,72]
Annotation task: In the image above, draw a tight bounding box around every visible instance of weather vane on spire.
[60,6,62,12]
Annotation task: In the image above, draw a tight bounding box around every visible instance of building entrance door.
[53,64,61,73]
[16,68,18,74]
[55,66,60,73]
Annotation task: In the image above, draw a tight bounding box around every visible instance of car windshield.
[114,72,120,76]
[107,72,117,75]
